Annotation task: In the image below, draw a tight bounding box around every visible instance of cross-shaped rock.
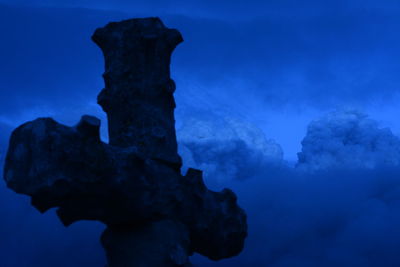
[3,17,247,267]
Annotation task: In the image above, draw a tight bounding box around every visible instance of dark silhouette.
[3,18,247,266]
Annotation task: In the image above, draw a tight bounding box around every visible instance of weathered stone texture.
[3,17,247,266]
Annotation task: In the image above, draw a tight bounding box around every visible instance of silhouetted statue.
[3,17,247,266]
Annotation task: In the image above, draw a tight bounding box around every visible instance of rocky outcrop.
[3,17,247,266]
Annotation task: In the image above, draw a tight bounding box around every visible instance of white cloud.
[177,115,283,181]
[297,110,400,170]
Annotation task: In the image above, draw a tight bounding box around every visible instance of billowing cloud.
[297,110,400,170]
[3,110,400,266]
[177,115,283,182]
[176,112,400,266]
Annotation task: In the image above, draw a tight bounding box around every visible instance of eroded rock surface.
[92,18,183,166]
[3,17,247,266]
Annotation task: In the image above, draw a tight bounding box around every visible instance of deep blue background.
[1,1,400,266]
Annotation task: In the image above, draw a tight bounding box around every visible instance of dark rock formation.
[3,17,247,266]
[92,18,182,166]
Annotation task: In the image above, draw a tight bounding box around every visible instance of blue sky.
[1,1,400,158]
[1,1,400,266]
